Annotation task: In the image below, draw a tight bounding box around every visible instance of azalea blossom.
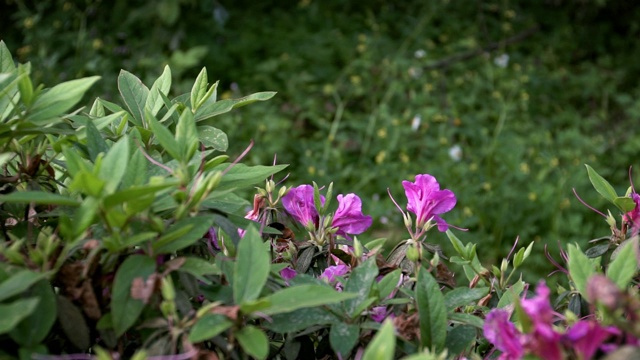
[332,194,373,238]
[623,192,640,235]
[320,264,350,283]
[564,320,618,360]
[279,267,297,285]
[402,174,456,231]
[484,309,524,360]
[282,185,324,229]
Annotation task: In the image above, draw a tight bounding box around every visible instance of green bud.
[161,277,176,301]
[500,258,509,274]
[403,213,413,229]
[353,237,364,259]
[266,179,275,193]
[406,242,421,262]
[430,251,440,267]
[277,185,288,200]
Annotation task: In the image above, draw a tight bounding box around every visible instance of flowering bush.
[2,40,640,360]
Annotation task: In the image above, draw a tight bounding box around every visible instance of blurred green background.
[3,0,640,279]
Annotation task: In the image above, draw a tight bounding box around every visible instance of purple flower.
[282,185,324,229]
[402,174,456,231]
[520,282,563,360]
[564,320,617,360]
[320,265,350,283]
[624,192,640,235]
[332,194,373,237]
[370,306,388,323]
[280,267,297,285]
[484,309,524,360]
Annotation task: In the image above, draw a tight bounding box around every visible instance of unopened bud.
[406,242,421,262]
[266,179,276,193]
[586,274,622,310]
[353,237,364,259]
[278,185,288,199]
[403,213,413,230]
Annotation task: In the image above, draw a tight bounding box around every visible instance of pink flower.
[623,192,640,235]
[402,174,456,231]
[282,185,324,229]
[332,194,372,238]
[484,309,524,360]
[280,267,297,285]
[239,194,265,238]
[564,320,618,360]
[320,265,350,283]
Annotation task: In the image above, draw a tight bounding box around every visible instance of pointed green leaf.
[98,136,129,193]
[0,191,79,206]
[188,313,232,343]
[111,255,156,336]
[377,269,402,300]
[175,107,198,162]
[497,280,525,308]
[0,41,15,72]
[330,322,360,358]
[444,287,490,311]
[444,325,476,355]
[585,164,618,202]
[215,164,288,191]
[190,68,208,111]
[118,70,149,126]
[265,307,340,333]
[261,284,358,315]
[416,268,447,352]
[146,108,180,160]
[28,76,100,124]
[153,215,214,253]
[85,120,109,162]
[0,298,39,335]
[145,65,171,116]
[0,270,48,302]
[194,91,276,122]
[56,295,90,350]
[9,280,57,346]
[233,225,270,303]
[198,125,228,151]
[103,182,177,208]
[362,320,395,360]
[614,196,637,213]
[343,257,379,318]
[607,237,638,289]
[236,325,269,360]
[568,243,595,297]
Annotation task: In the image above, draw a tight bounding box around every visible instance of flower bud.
[586,274,622,310]
[277,185,288,199]
[406,242,421,262]
[353,237,364,259]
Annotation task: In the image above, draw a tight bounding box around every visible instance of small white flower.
[448,145,462,162]
[411,115,421,132]
[379,216,389,225]
[494,53,509,68]
[408,67,423,79]
[414,49,426,59]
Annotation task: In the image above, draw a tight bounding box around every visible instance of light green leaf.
[362,320,396,360]
[28,76,100,124]
[497,280,525,308]
[188,313,232,343]
[0,270,48,302]
[585,164,618,203]
[195,91,276,122]
[607,237,638,289]
[175,107,198,162]
[215,163,288,191]
[261,284,358,315]
[614,196,637,213]
[0,298,39,335]
[233,225,270,303]
[190,68,209,111]
[147,108,180,160]
[447,312,484,329]
[103,181,177,208]
[444,287,490,311]
[377,269,401,300]
[73,196,100,236]
[416,268,447,352]
[0,191,79,206]
[198,125,228,152]
[111,255,156,336]
[145,65,171,116]
[118,70,149,126]
[9,280,57,346]
[98,136,129,193]
[236,325,269,360]
[568,243,596,297]
[343,257,379,318]
[0,40,15,72]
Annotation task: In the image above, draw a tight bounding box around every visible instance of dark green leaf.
[28,76,100,124]
[111,255,156,336]
[330,322,360,358]
[178,257,221,284]
[153,215,214,253]
[416,268,447,352]
[85,120,109,162]
[103,181,177,208]
[445,325,476,355]
[0,192,79,207]
[236,325,269,360]
[175,107,198,161]
[0,298,39,335]
[262,284,358,315]
[233,225,270,303]
[56,295,90,350]
[118,70,149,126]
[343,257,379,318]
[266,307,340,333]
[147,108,180,160]
[9,280,56,346]
[585,164,618,203]
[444,287,490,311]
[188,313,232,343]
[585,243,610,258]
[448,312,484,329]
[362,320,395,360]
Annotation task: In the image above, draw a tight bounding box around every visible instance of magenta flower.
[280,267,297,285]
[484,309,524,360]
[564,320,617,360]
[623,192,640,235]
[320,265,350,283]
[520,282,563,360]
[282,185,324,229]
[402,174,456,231]
[332,194,373,238]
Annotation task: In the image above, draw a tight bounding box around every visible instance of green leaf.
[188,313,232,343]
[111,255,156,336]
[343,257,379,318]
[614,196,637,213]
[362,320,396,360]
[98,136,130,193]
[497,280,525,308]
[266,306,340,333]
[175,107,198,162]
[0,270,48,302]
[236,325,269,360]
[0,191,79,207]
[444,325,476,355]
[153,215,214,253]
[103,181,177,208]
[198,125,228,152]
[568,243,596,297]
[607,237,638,289]
[233,225,270,303]
[178,257,221,284]
[145,65,171,116]
[118,70,149,126]
[0,298,39,335]
[377,269,402,300]
[585,164,618,202]
[215,163,288,191]
[195,91,276,121]
[447,312,484,329]
[9,280,57,346]
[330,322,360,358]
[85,120,109,161]
[262,284,358,315]
[444,287,490,311]
[120,148,149,188]
[28,76,100,124]
[73,196,100,236]
[0,40,15,72]
[190,68,209,111]
[147,108,180,160]
[56,295,90,350]
[416,268,447,352]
